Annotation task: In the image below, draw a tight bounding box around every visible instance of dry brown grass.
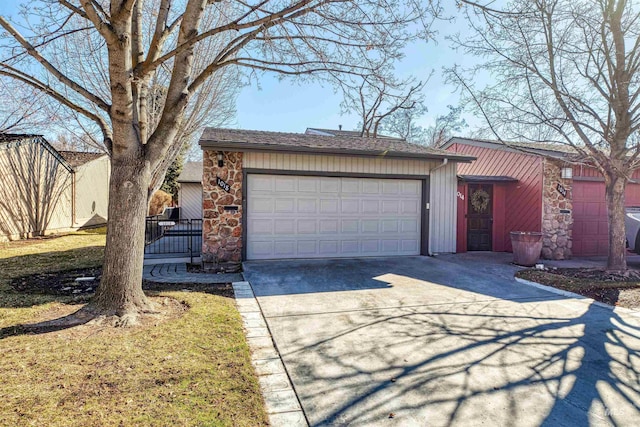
[0,229,268,426]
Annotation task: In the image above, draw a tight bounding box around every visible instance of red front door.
[467,184,493,251]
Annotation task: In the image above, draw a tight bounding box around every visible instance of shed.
[0,134,109,241]
[177,161,203,220]
[198,128,475,264]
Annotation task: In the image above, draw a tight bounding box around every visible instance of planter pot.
[510,232,543,267]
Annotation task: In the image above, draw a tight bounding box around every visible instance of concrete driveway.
[243,255,640,427]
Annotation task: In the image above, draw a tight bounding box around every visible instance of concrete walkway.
[243,256,640,427]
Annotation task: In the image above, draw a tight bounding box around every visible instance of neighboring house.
[176,161,203,220]
[0,134,109,241]
[442,137,640,258]
[305,127,404,140]
[198,128,474,264]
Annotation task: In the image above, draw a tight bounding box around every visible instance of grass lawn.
[0,229,268,426]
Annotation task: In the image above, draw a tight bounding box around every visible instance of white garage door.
[246,174,422,260]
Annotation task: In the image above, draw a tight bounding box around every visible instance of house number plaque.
[556,183,567,198]
[217,176,231,193]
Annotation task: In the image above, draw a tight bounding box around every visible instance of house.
[175,128,406,222]
[198,128,475,264]
[0,134,110,241]
[177,161,203,219]
[442,137,640,258]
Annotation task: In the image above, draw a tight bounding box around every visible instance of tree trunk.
[90,155,153,322]
[605,175,627,271]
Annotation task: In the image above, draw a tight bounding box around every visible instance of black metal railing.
[144,217,202,263]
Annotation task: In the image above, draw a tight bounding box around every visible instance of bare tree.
[375,101,428,143]
[450,0,640,271]
[0,77,53,133]
[341,74,427,138]
[426,104,467,147]
[0,0,439,324]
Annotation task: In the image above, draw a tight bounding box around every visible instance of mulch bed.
[10,267,234,298]
[517,268,640,309]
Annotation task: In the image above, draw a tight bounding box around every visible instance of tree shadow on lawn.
[0,266,234,340]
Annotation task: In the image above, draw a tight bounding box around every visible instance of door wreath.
[471,189,490,213]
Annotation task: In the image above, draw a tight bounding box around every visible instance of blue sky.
[0,2,477,136]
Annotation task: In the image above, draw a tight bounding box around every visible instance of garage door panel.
[382,200,399,213]
[362,181,380,193]
[320,178,340,193]
[341,200,359,213]
[251,175,273,191]
[401,200,419,214]
[274,241,295,256]
[362,200,379,213]
[275,176,296,192]
[247,174,422,260]
[251,219,273,234]
[297,199,317,213]
[361,220,379,233]
[297,220,317,234]
[274,220,294,234]
[320,199,339,213]
[251,198,274,213]
[319,220,339,234]
[341,240,359,253]
[341,179,360,193]
[341,219,359,233]
[362,240,379,253]
[319,240,339,254]
[298,178,317,192]
[275,199,294,213]
[402,240,419,252]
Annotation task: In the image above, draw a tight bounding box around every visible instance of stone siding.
[541,159,572,259]
[202,150,243,268]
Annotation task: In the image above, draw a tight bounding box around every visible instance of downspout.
[427,158,449,255]
[71,169,76,228]
[430,157,449,173]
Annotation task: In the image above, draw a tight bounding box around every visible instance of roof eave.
[444,136,571,158]
[199,140,476,163]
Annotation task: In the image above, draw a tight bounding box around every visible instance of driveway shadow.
[244,256,640,426]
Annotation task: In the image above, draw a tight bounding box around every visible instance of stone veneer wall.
[202,150,243,267]
[541,159,573,259]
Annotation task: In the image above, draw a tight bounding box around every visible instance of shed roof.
[58,151,107,168]
[177,161,203,183]
[200,128,475,162]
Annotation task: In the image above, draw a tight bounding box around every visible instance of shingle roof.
[58,151,106,168]
[0,133,42,142]
[177,161,203,183]
[442,136,576,156]
[200,128,475,162]
[305,127,403,140]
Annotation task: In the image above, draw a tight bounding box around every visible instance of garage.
[573,179,640,256]
[197,128,475,266]
[245,174,423,259]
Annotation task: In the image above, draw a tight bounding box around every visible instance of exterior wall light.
[217,152,224,167]
[561,167,573,179]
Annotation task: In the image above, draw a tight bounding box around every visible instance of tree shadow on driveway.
[244,257,640,426]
